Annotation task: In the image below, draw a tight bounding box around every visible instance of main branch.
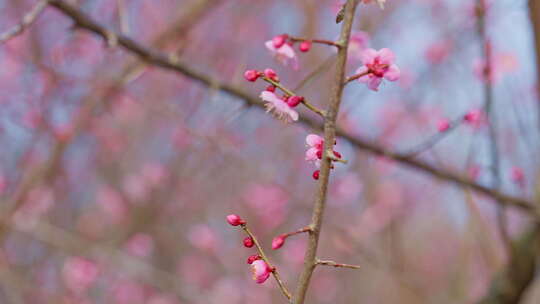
[292,1,359,303]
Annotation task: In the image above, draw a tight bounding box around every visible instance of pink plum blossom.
[356,48,400,91]
[260,91,299,122]
[473,53,518,84]
[125,233,154,257]
[250,259,272,284]
[425,40,453,64]
[305,134,324,163]
[511,167,525,186]
[464,109,486,128]
[265,40,298,69]
[62,257,99,294]
[348,31,371,60]
[188,224,218,252]
[437,118,450,132]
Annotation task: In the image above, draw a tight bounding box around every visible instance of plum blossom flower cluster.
[225,215,274,285]
[305,134,343,180]
[233,3,401,298]
[265,34,316,69]
[226,213,311,290]
[244,68,302,123]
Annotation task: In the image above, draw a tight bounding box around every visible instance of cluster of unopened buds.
[226,214,273,284]
[305,134,344,180]
[226,214,312,285]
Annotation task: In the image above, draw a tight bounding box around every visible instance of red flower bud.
[243,237,254,248]
[263,68,279,82]
[287,96,304,107]
[299,41,312,52]
[312,170,320,180]
[272,34,288,48]
[272,234,287,250]
[244,70,260,82]
[226,214,246,226]
[247,254,262,264]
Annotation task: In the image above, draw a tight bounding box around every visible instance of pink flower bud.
[250,260,272,284]
[226,214,246,226]
[299,41,312,52]
[243,237,254,248]
[244,70,260,82]
[437,119,450,132]
[464,109,484,127]
[287,96,304,107]
[265,85,276,92]
[247,254,262,264]
[333,151,342,159]
[272,234,287,250]
[511,167,525,184]
[272,34,288,48]
[263,68,279,81]
[312,170,320,180]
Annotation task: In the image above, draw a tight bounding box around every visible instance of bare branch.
[0,0,49,44]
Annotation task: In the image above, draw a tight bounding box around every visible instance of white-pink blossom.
[260,91,299,122]
[305,134,324,162]
[250,259,272,284]
[265,40,298,69]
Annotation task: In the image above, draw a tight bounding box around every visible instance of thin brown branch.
[316,259,361,269]
[0,0,49,43]
[289,36,341,48]
[241,225,292,300]
[475,0,509,250]
[293,1,359,303]
[344,70,371,84]
[404,117,464,157]
[45,0,540,219]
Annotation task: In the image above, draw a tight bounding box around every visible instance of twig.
[293,54,336,92]
[289,36,341,48]
[0,0,49,43]
[293,1,360,303]
[316,259,361,269]
[344,70,371,84]
[241,225,292,301]
[403,117,464,157]
[475,0,510,251]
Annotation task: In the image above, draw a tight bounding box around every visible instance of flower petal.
[306,134,323,147]
[377,48,395,65]
[361,48,378,65]
[384,64,400,81]
[367,77,382,91]
[305,147,319,161]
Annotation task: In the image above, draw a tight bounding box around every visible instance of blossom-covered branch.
[45,0,538,217]
[226,215,292,300]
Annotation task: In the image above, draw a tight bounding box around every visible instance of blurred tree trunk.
[529,0,540,130]
[477,225,539,304]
